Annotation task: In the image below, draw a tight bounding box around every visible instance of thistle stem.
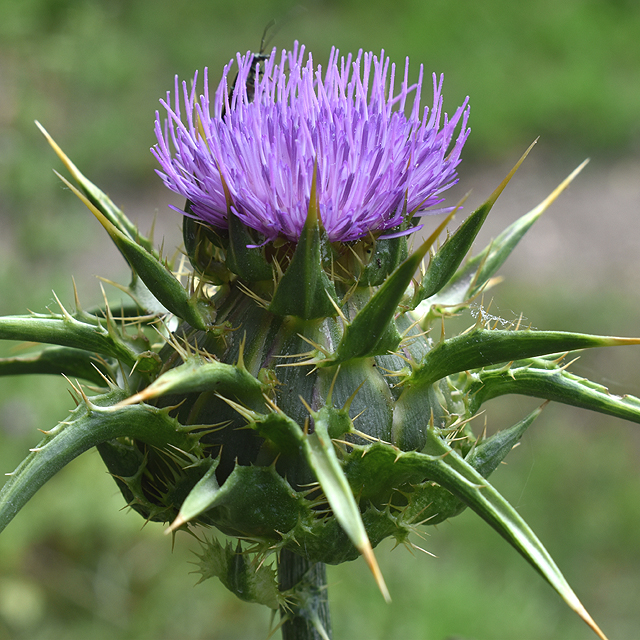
[278,549,332,640]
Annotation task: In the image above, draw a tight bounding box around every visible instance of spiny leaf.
[55,172,211,331]
[227,210,272,281]
[0,390,203,534]
[306,407,390,602]
[324,207,459,366]
[195,537,284,609]
[0,314,140,366]
[467,358,640,424]
[36,121,157,256]
[422,432,608,640]
[171,464,303,537]
[357,235,408,286]
[183,207,230,284]
[409,327,640,389]
[269,165,338,319]
[465,404,544,477]
[0,345,112,385]
[423,159,589,310]
[345,436,608,639]
[413,140,538,307]
[166,459,220,532]
[467,159,589,299]
[117,356,266,411]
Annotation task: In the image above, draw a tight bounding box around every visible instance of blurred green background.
[1,1,639,639]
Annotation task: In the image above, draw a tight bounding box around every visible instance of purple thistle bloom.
[152,42,470,245]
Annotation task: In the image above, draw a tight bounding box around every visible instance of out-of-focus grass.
[1,2,640,639]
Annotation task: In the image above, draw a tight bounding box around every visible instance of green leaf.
[325,250,423,366]
[0,390,203,534]
[36,121,157,256]
[182,211,230,284]
[357,236,408,286]
[469,159,589,299]
[325,202,463,366]
[118,355,266,411]
[55,172,211,330]
[467,357,640,424]
[84,293,160,320]
[166,458,220,531]
[116,273,172,317]
[423,432,607,639]
[173,463,303,538]
[414,196,490,304]
[343,435,606,639]
[305,406,390,601]
[409,327,640,389]
[465,404,543,477]
[227,210,273,281]
[343,406,540,519]
[424,159,589,309]
[0,345,112,385]
[414,141,539,307]
[195,537,284,609]
[250,411,307,456]
[0,313,140,366]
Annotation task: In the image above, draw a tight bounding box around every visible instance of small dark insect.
[224,19,277,116]
[245,19,277,103]
[185,18,289,270]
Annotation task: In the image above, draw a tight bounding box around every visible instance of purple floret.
[152,42,470,244]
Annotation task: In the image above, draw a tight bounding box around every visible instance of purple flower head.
[153,42,470,245]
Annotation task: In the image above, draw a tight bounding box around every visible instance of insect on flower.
[225,19,278,113]
[183,20,281,273]
[157,43,470,247]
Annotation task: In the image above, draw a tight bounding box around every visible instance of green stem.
[279,549,332,640]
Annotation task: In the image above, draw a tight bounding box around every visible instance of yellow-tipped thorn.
[413,192,470,265]
[360,539,391,603]
[113,390,148,407]
[485,138,539,208]
[567,595,609,640]
[35,120,80,180]
[165,513,187,534]
[533,158,590,214]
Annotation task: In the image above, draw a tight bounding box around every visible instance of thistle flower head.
[153,42,470,244]
[4,38,627,640]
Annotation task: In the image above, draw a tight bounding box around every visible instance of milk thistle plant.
[0,43,638,640]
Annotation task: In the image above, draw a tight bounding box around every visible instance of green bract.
[0,129,636,640]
